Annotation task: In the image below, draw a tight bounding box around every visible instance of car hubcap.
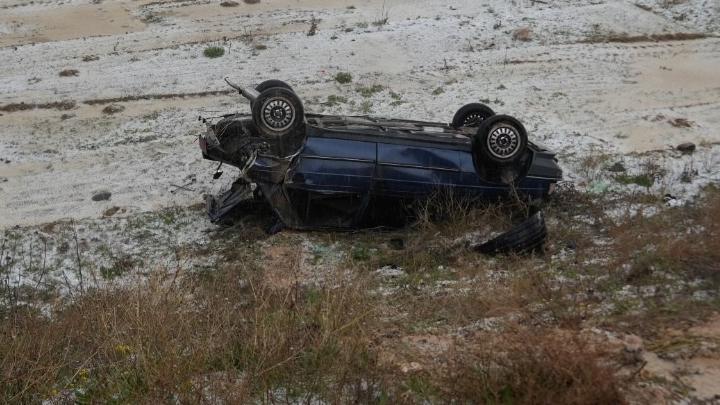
[463,113,485,127]
[487,125,520,159]
[261,98,294,131]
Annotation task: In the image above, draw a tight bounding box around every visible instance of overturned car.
[198,79,562,236]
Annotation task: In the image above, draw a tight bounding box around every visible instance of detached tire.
[473,210,547,255]
[252,87,305,138]
[255,80,294,93]
[474,115,528,166]
[452,103,495,128]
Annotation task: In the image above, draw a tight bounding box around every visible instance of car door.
[374,143,462,198]
[287,136,377,227]
[290,136,377,193]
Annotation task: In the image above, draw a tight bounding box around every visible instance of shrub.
[203,46,225,58]
[334,72,352,84]
[326,95,348,106]
[356,84,384,97]
[438,329,623,404]
[615,173,653,188]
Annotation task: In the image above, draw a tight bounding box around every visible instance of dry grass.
[82,90,233,106]
[1,260,380,402]
[6,186,720,402]
[582,32,707,44]
[438,328,623,404]
[0,100,76,113]
[101,104,125,115]
[610,189,720,285]
[607,190,720,331]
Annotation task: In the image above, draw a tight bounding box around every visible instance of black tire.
[255,80,294,93]
[451,103,495,128]
[474,114,528,166]
[473,210,547,255]
[252,87,305,138]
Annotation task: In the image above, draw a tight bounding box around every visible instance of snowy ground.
[1,0,719,289]
[2,1,720,401]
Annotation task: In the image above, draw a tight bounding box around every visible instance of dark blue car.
[199,79,562,229]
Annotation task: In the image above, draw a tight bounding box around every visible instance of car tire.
[451,103,495,128]
[474,114,528,166]
[472,210,547,255]
[252,87,305,138]
[255,79,294,93]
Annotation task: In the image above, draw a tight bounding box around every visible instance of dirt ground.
[1,0,720,402]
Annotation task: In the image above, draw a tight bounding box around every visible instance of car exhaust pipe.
[224,77,259,103]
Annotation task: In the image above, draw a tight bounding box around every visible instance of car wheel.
[474,115,528,166]
[451,103,495,128]
[255,79,294,93]
[252,87,305,138]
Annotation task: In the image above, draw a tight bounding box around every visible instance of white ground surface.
[1,0,719,228]
[0,0,719,289]
[1,2,720,400]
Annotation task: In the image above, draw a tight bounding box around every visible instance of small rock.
[60,113,75,120]
[676,142,696,154]
[103,206,121,217]
[92,191,112,201]
[401,362,422,373]
[623,335,643,352]
[668,118,693,128]
[59,69,79,77]
[512,27,532,42]
[220,0,239,6]
[663,194,684,207]
[376,265,405,278]
[102,104,125,115]
[622,334,644,365]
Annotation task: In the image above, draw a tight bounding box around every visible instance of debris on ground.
[91,190,112,201]
[101,104,125,115]
[471,210,547,255]
[677,142,696,153]
[58,69,79,77]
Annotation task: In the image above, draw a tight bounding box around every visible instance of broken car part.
[471,209,547,255]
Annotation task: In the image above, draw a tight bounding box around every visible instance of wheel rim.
[261,97,294,131]
[462,112,486,127]
[486,124,520,159]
